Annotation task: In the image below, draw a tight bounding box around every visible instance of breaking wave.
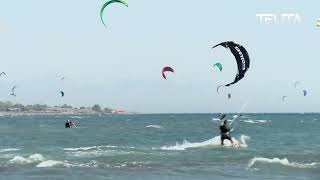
[7,153,149,169]
[248,157,318,169]
[0,148,20,153]
[63,145,118,151]
[9,154,45,164]
[63,145,137,158]
[36,160,69,168]
[146,125,163,129]
[241,119,269,124]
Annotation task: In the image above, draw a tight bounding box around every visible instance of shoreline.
[0,112,101,117]
[0,111,120,117]
[0,112,318,117]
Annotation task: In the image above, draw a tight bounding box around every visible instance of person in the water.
[65,120,71,128]
[219,114,233,146]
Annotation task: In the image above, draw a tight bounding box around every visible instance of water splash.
[161,135,250,150]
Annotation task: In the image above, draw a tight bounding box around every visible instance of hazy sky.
[0,0,319,113]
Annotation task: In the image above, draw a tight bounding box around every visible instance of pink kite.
[162,66,174,79]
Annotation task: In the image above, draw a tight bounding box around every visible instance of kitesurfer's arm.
[220,121,224,126]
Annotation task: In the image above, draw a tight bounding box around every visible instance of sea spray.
[248,157,318,169]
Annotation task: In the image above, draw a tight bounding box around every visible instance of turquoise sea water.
[0,113,319,180]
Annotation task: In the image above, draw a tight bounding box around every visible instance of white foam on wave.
[64,145,136,158]
[8,153,75,168]
[64,145,118,151]
[68,149,131,157]
[146,125,163,129]
[73,161,99,168]
[248,157,318,169]
[0,148,20,153]
[256,120,269,123]
[9,154,45,164]
[5,152,149,168]
[161,135,250,151]
[212,118,220,121]
[242,120,258,124]
[64,146,98,151]
[70,116,84,119]
[37,159,97,168]
[39,125,51,127]
[36,160,69,168]
[241,119,269,124]
[36,160,64,167]
[35,159,147,169]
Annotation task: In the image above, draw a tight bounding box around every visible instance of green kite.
[100,0,128,28]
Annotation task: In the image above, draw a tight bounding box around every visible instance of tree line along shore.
[0,101,124,116]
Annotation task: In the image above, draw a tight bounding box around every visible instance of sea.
[0,113,319,180]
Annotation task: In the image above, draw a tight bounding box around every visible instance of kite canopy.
[213,41,250,94]
[162,66,174,79]
[100,0,128,28]
[11,86,16,92]
[0,72,6,76]
[282,96,288,102]
[213,63,223,71]
[60,91,65,97]
[216,85,223,95]
[10,86,17,96]
[294,81,301,88]
[302,90,307,96]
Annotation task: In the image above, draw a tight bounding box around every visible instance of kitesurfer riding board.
[218,113,234,146]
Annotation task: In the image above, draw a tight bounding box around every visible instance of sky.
[0,0,319,113]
